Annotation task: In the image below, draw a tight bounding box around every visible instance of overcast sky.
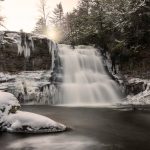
[0,0,79,32]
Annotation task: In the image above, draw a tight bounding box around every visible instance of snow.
[0,91,66,133]
[0,71,55,104]
[0,91,19,107]
[102,51,150,105]
[0,31,58,59]
[0,31,59,104]
[0,91,20,116]
[0,76,65,133]
[18,34,58,58]
[4,111,66,133]
[124,78,150,105]
[0,72,15,82]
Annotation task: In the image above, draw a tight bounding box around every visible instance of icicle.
[17,37,24,55]
[30,35,35,51]
[48,40,53,53]
[52,42,57,51]
[17,33,31,58]
[23,40,31,58]
[48,40,56,70]
[51,47,55,70]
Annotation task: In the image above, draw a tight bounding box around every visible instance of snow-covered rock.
[0,91,66,133]
[0,31,58,72]
[99,48,150,105]
[124,78,150,105]
[0,71,56,104]
[3,111,66,133]
[0,91,20,116]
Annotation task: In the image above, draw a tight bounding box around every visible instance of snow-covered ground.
[124,78,150,105]
[0,91,66,133]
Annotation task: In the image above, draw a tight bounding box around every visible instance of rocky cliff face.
[100,49,150,105]
[0,31,57,72]
[125,80,147,96]
[0,31,59,104]
[124,77,150,104]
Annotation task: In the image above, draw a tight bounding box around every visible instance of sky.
[0,0,79,32]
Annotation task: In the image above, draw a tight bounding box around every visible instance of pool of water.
[1,105,150,150]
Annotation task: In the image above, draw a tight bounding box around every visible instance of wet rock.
[125,81,147,95]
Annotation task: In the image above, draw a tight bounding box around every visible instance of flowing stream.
[56,45,120,105]
[2,106,150,150]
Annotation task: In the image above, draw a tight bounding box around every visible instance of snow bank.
[124,78,150,105]
[0,91,66,133]
[4,111,66,133]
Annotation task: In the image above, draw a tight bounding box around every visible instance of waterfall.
[56,45,120,105]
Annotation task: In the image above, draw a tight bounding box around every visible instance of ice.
[1,31,57,59]
[0,71,53,104]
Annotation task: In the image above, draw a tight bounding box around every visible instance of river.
[0,105,150,150]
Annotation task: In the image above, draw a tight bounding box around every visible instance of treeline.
[63,0,150,77]
[64,0,150,47]
[29,0,150,77]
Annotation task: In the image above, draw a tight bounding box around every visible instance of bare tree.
[38,0,50,26]
[33,0,50,35]
[0,1,5,29]
[0,16,4,27]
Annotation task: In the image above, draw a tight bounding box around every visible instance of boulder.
[0,91,66,133]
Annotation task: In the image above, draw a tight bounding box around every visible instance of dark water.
[1,105,150,150]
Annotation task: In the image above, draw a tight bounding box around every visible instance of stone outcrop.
[0,31,60,104]
[99,48,150,102]
[125,81,147,95]
[0,31,55,73]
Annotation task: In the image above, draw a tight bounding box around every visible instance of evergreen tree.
[52,2,64,27]
[51,2,65,42]
[124,0,150,48]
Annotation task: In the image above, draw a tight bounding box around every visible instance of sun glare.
[46,27,64,42]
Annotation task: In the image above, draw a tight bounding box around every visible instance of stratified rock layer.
[0,31,55,72]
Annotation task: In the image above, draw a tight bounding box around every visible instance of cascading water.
[0,31,121,105]
[57,45,120,105]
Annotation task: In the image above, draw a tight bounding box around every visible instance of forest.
[33,0,150,78]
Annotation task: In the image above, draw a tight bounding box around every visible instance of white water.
[58,45,120,105]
